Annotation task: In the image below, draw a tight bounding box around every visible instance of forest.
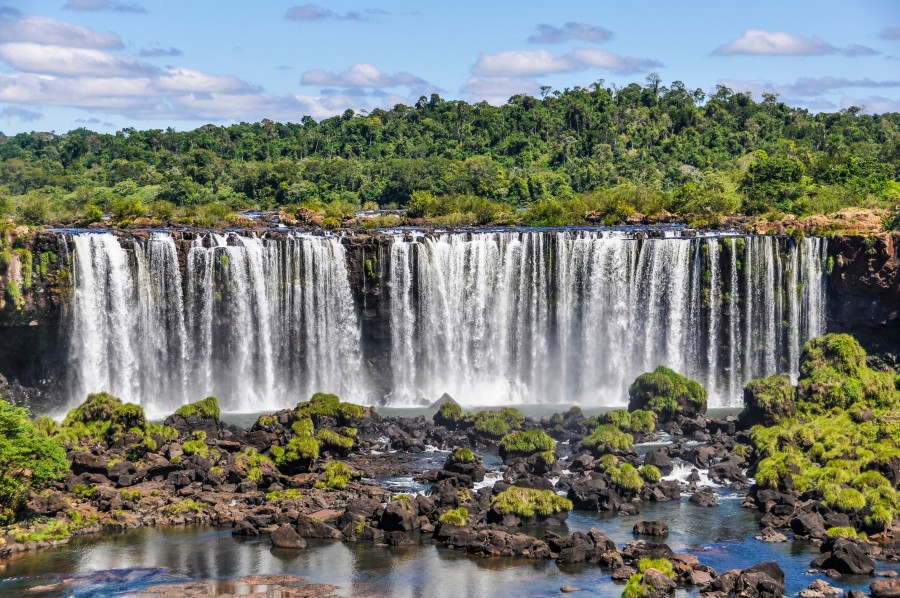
[0,76,898,229]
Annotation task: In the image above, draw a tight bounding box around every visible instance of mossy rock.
[799,334,867,379]
[433,401,463,428]
[174,396,221,421]
[580,424,633,456]
[740,375,796,427]
[627,366,707,422]
[62,392,146,442]
[498,430,555,461]
[314,461,359,490]
[294,393,372,425]
[489,486,572,524]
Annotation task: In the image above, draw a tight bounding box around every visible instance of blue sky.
[0,0,898,133]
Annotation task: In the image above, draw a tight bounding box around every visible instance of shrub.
[291,418,314,437]
[295,392,369,424]
[434,402,463,426]
[0,399,68,523]
[611,463,644,492]
[638,557,675,579]
[491,487,572,517]
[596,454,619,472]
[826,526,861,539]
[174,396,220,420]
[474,415,509,438]
[314,461,358,489]
[266,489,302,502]
[450,446,475,464]
[234,448,273,483]
[273,435,320,470]
[825,486,867,513]
[639,464,662,483]
[581,424,633,452]
[182,430,210,459]
[439,507,469,527]
[740,375,796,426]
[604,409,656,434]
[627,366,707,420]
[499,430,555,457]
[316,429,354,451]
[146,423,179,443]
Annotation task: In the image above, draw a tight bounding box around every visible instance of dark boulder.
[271,524,306,549]
[633,520,669,537]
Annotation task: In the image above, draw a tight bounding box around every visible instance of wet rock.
[633,520,669,537]
[379,497,420,532]
[689,487,717,507]
[871,578,900,598]
[643,450,674,476]
[812,538,876,575]
[791,511,826,539]
[271,524,306,549]
[293,513,342,539]
[386,531,415,546]
[641,567,676,597]
[560,585,580,593]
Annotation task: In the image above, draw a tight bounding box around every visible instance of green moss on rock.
[174,396,221,421]
[740,375,796,427]
[491,487,572,517]
[628,366,707,421]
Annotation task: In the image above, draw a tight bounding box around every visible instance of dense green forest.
[0,77,898,228]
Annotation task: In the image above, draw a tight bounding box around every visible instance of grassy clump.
[610,463,644,492]
[638,557,675,578]
[291,418,314,437]
[181,430,210,459]
[62,392,148,442]
[434,402,463,426]
[622,558,676,598]
[826,526,863,539]
[316,429,355,451]
[499,430,555,456]
[466,407,524,437]
[266,489,303,502]
[449,446,475,464]
[491,487,572,517]
[234,448,273,483]
[603,409,657,433]
[740,375,796,425]
[271,435,320,470]
[294,392,369,424]
[639,464,662,483]
[596,454,619,472]
[174,396,221,420]
[581,424,633,453]
[473,415,509,438]
[439,507,469,527]
[146,423,179,443]
[163,498,205,516]
[628,366,707,419]
[314,461,358,489]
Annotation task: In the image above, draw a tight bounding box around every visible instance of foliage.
[449,446,475,464]
[174,396,220,420]
[581,424,634,452]
[314,461,358,489]
[826,526,863,539]
[316,429,355,451]
[638,557,676,579]
[272,435,320,469]
[628,366,707,419]
[0,399,68,523]
[291,418,314,437]
[610,463,645,492]
[439,507,469,527]
[473,415,509,438]
[266,488,302,502]
[234,448,273,483]
[499,430,555,456]
[294,392,369,424]
[182,430,210,459]
[603,409,656,433]
[740,375,796,425]
[491,486,573,517]
[434,402,463,426]
[61,392,146,443]
[639,465,662,483]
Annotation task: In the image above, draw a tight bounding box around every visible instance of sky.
[0,0,898,134]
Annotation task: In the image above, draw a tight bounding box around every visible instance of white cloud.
[714,29,878,57]
[0,13,122,49]
[156,67,256,94]
[840,95,900,114]
[473,48,660,77]
[284,4,386,22]
[0,43,155,77]
[722,76,900,98]
[139,46,182,58]
[473,50,574,77]
[462,76,541,97]
[714,29,832,56]
[528,22,613,44]
[301,63,426,88]
[63,0,146,14]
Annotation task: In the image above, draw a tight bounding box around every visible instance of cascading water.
[387,231,829,407]
[68,232,367,415]
[66,228,828,412]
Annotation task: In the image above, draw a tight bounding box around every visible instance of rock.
[641,568,676,596]
[633,520,669,537]
[791,511,827,539]
[755,528,788,543]
[689,487,717,507]
[560,585,580,593]
[611,566,636,581]
[379,498,420,532]
[643,450,674,476]
[871,578,900,598]
[386,531,415,546]
[732,561,785,598]
[293,513,342,539]
[739,375,796,428]
[429,393,458,409]
[618,503,640,517]
[814,538,876,575]
[28,490,70,516]
[70,452,109,476]
[271,524,306,549]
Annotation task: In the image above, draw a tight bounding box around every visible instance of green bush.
[499,430,555,456]
[291,418,314,437]
[628,366,707,420]
[182,430,210,459]
[639,464,662,483]
[0,399,68,523]
[491,487,572,517]
[174,396,220,420]
[61,392,147,442]
[234,448,273,483]
[450,446,475,464]
[638,557,675,579]
[314,461,357,489]
[295,392,369,424]
[273,435,320,470]
[826,526,861,539]
[740,375,796,426]
[610,463,644,492]
[473,415,509,438]
[439,507,469,527]
[434,402,463,426]
[316,429,354,451]
[581,424,633,452]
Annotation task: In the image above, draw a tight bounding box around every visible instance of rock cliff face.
[0,228,897,411]
[827,233,900,362]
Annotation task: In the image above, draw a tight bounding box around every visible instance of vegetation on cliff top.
[0,80,897,230]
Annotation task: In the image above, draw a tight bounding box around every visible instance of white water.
[68,232,367,415]
[66,230,828,413]
[387,231,828,408]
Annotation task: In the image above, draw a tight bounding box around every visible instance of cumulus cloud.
[461,77,542,104]
[473,48,660,77]
[138,46,182,57]
[722,76,900,98]
[0,43,156,77]
[0,105,42,122]
[881,27,900,41]
[0,13,122,49]
[527,22,613,44]
[284,4,386,22]
[714,29,878,57]
[301,63,427,88]
[63,0,146,14]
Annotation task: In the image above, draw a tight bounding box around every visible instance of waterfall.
[386,231,828,408]
[68,232,367,415]
[66,229,829,412]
